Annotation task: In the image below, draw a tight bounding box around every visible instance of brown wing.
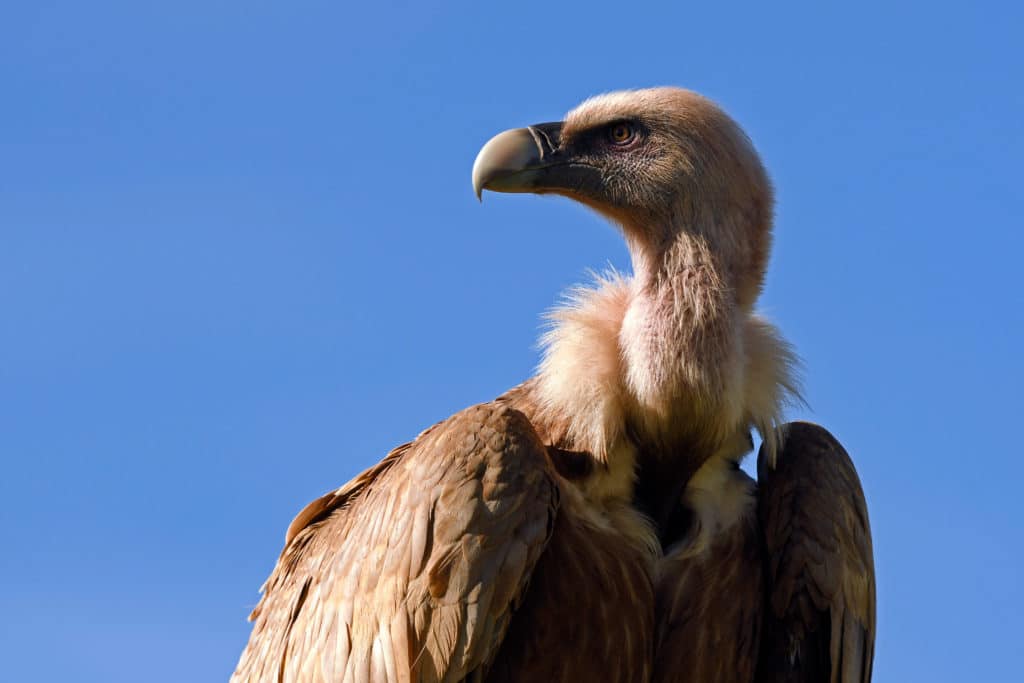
[756,422,876,683]
[230,403,559,683]
[651,474,764,683]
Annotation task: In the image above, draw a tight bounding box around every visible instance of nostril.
[528,121,564,159]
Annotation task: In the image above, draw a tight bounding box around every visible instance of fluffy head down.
[560,88,775,307]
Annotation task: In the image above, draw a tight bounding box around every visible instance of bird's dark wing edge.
[231,402,560,683]
[756,421,876,683]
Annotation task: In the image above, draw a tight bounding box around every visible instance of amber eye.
[608,122,636,145]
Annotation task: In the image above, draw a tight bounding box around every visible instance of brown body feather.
[650,423,875,683]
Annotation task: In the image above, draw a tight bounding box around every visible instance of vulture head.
[473,87,772,307]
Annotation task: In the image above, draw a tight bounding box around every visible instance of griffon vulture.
[231,87,875,683]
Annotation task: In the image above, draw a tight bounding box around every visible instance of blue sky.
[1,2,1021,681]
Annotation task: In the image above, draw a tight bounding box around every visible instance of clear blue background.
[2,2,1020,681]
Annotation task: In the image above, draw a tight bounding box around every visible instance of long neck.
[526,204,789,533]
[526,213,765,491]
[620,223,741,435]
[619,222,748,540]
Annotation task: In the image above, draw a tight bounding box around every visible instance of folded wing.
[231,403,559,683]
[756,422,876,683]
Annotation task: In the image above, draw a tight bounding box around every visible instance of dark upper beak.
[472,121,600,201]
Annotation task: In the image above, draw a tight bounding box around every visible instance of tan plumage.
[232,87,875,682]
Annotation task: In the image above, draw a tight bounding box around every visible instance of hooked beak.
[472,121,600,201]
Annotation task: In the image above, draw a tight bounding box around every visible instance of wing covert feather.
[756,422,876,683]
[231,403,559,683]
